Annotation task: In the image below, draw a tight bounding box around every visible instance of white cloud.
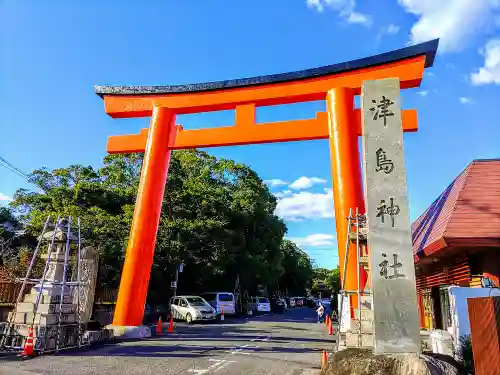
[397,0,500,53]
[273,190,293,198]
[426,72,435,77]
[471,38,500,85]
[459,97,472,104]
[416,90,428,96]
[275,188,333,221]
[306,0,325,12]
[289,176,327,190]
[380,24,400,35]
[288,233,336,247]
[347,12,372,27]
[0,193,12,202]
[306,0,372,27]
[264,179,288,187]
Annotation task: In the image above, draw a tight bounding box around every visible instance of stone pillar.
[32,226,77,300]
[361,78,420,354]
[73,246,99,325]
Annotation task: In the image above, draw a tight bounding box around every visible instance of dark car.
[306,298,318,308]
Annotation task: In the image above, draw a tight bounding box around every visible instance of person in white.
[316,302,324,323]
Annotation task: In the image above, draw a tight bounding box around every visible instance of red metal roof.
[412,159,500,261]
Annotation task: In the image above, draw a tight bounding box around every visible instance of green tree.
[311,267,340,297]
[279,240,314,295]
[8,149,308,308]
[325,267,340,295]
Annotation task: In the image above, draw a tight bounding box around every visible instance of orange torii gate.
[95,39,439,329]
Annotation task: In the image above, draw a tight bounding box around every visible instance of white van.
[200,292,236,316]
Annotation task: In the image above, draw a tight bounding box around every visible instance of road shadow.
[56,343,328,358]
[161,324,271,337]
[154,333,333,344]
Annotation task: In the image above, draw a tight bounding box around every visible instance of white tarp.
[338,293,351,332]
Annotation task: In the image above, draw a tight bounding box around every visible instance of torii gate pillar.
[327,88,367,303]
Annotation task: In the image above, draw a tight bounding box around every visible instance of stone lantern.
[32,218,79,299]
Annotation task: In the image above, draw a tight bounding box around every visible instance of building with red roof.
[412,159,500,330]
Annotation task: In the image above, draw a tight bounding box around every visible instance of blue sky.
[1,0,499,269]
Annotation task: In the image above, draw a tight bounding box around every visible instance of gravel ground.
[0,307,334,375]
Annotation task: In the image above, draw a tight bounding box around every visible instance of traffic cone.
[328,319,333,336]
[156,316,163,334]
[167,314,174,333]
[220,308,225,321]
[21,326,35,357]
[321,350,328,370]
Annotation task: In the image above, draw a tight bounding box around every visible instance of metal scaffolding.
[335,208,370,352]
[0,216,87,354]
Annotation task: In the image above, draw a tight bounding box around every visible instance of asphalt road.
[0,307,333,375]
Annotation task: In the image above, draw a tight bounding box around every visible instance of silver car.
[244,297,271,315]
[169,296,216,324]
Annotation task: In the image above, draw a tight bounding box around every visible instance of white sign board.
[338,293,351,333]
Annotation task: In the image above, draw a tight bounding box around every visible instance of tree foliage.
[8,150,314,305]
[279,240,314,295]
[311,267,340,297]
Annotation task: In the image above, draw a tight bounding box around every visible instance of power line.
[0,156,46,192]
[0,157,30,178]
[0,156,31,181]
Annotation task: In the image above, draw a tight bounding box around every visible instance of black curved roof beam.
[95,39,439,117]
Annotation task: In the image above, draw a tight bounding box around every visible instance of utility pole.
[173,267,179,297]
[172,232,182,297]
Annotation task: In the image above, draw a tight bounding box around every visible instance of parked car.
[306,298,318,308]
[169,296,216,324]
[288,297,296,308]
[200,292,236,316]
[244,297,271,315]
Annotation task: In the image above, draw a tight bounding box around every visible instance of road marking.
[186,330,274,374]
[187,370,209,375]
[250,335,270,342]
[212,360,235,373]
[227,343,251,355]
[188,359,236,374]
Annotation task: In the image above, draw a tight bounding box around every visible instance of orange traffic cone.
[321,350,328,370]
[328,319,333,336]
[156,316,163,334]
[220,308,225,321]
[21,326,34,357]
[167,314,174,333]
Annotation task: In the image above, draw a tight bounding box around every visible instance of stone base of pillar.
[322,348,461,375]
[105,325,151,339]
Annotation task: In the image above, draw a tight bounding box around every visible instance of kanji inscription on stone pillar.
[361,78,420,354]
